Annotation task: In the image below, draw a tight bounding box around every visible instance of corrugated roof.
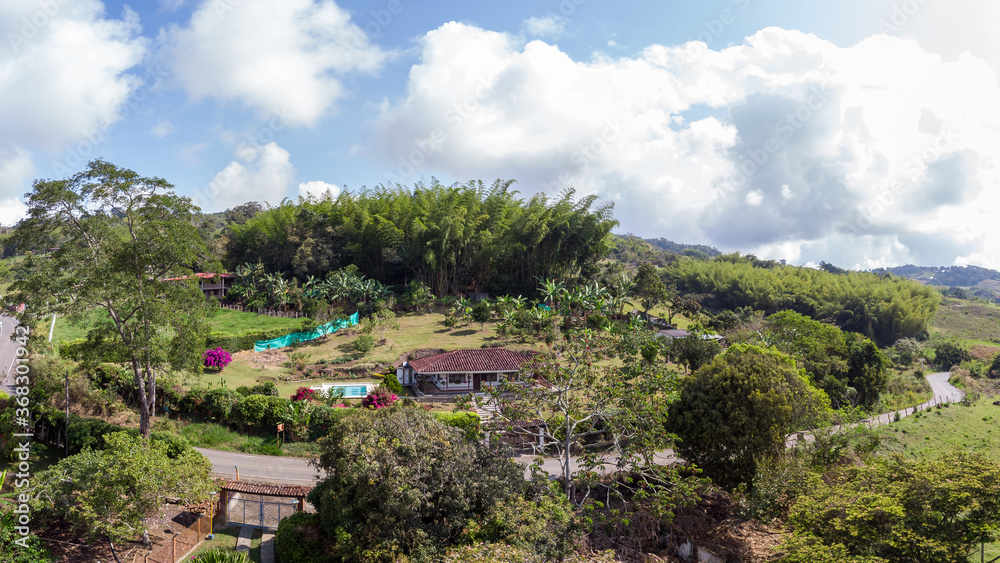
[407,348,530,374]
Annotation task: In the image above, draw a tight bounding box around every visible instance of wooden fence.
[131,511,214,563]
[219,303,304,318]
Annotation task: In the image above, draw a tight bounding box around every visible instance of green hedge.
[275,512,332,563]
[433,411,483,441]
[206,328,293,352]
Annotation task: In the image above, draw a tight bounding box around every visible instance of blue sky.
[3,0,1000,270]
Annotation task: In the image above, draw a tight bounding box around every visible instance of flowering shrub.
[291,387,316,402]
[203,347,232,371]
[362,389,398,409]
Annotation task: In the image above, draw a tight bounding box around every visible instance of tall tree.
[12,160,217,437]
[666,344,830,490]
[629,263,668,319]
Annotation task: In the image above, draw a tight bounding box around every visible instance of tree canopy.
[224,181,618,296]
[666,344,830,490]
[11,160,217,437]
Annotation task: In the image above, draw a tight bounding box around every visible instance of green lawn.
[930,298,1000,346]
[49,307,304,344]
[878,397,1000,462]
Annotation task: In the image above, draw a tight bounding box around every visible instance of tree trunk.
[107,537,122,563]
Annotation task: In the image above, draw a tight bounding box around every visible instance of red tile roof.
[407,348,530,374]
[162,272,234,281]
[220,480,312,497]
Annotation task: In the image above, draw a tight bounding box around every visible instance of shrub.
[291,387,317,402]
[237,394,288,430]
[191,547,250,563]
[203,347,233,371]
[433,411,482,441]
[361,388,397,409]
[275,511,331,563]
[202,388,240,422]
[236,381,279,397]
[354,334,374,354]
[148,431,193,460]
[379,371,403,394]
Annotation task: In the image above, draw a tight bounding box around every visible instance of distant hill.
[643,237,722,258]
[880,264,1000,303]
[880,264,1000,287]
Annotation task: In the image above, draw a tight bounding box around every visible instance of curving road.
[0,314,21,397]
[189,372,966,485]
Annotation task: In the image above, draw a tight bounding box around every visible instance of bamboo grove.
[223,180,618,297]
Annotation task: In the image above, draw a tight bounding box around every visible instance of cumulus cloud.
[201,142,295,211]
[0,0,146,222]
[298,180,340,200]
[162,0,387,127]
[369,22,1000,269]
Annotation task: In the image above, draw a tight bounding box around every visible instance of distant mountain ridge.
[643,237,722,258]
[879,264,1000,288]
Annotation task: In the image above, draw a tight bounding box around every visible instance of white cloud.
[521,15,566,39]
[162,0,387,127]
[298,180,340,200]
[151,120,174,138]
[370,22,1000,269]
[202,142,295,211]
[0,1,146,199]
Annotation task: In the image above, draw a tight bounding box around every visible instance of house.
[397,348,531,394]
[162,272,235,299]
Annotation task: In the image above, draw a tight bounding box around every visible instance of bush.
[275,511,331,563]
[206,327,293,352]
[291,387,317,402]
[237,394,288,430]
[202,388,240,422]
[354,334,374,354]
[148,431,193,459]
[586,313,609,331]
[203,347,233,371]
[433,411,483,441]
[379,371,403,394]
[191,547,250,563]
[361,388,397,409]
[236,381,279,397]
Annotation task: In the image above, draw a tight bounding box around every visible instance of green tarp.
[254,312,359,352]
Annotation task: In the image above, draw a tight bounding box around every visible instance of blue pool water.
[312,383,373,398]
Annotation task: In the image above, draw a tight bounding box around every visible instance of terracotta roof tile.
[407,348,530,374]
[221,480,312,497]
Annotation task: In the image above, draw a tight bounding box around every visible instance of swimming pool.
[310,383,374,398]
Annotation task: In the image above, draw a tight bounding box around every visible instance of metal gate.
[226,492,300,530]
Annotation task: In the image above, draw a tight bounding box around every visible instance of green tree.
[784,452,1000,563]
[308,407,542,562]
[12,160,216,437]
[482,327,680,500]
[668,326,722,372]
[934,341,971,371]
[362,307,400,342]
[666,344,830,490]
[470,300,492,331]
[629,263,668,319]
[28,432,212,561]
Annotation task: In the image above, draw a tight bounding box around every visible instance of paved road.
[195,447,323,485]
[196,372,965,485]
[0,314,22,397]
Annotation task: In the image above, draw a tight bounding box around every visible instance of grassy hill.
[929,297,1000,345]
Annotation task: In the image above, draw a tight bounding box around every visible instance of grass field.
[48,307,304,344]
[929,297,1000,345]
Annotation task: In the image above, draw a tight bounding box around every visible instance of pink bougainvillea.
[291,386,317,402]
[202,347,232,371]
[362,389,398,409]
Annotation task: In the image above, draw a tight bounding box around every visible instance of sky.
[2,0,1000,271]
